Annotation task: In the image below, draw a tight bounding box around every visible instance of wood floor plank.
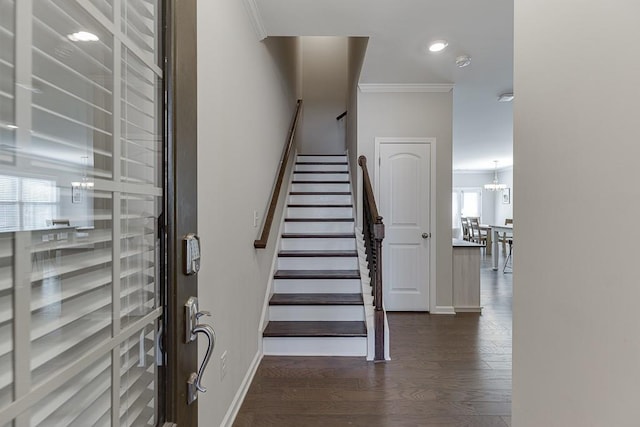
[235,414,509,427]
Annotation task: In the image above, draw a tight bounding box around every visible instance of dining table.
[490,224,513,270]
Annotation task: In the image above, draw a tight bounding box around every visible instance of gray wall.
[357,90,453,310]
[494,168,512,226]
[298,37,348,154]
[196,0,298,424]
[346,37,368,195]
[513,1,640,425]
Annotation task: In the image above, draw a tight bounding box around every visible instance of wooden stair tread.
[296,162,348,165]
[281,233,355,239]
[269,293,363,305]
[279,250,357,257]
[288,204,353,208]
[294,171,348,174]
[290,191,351,195]
[274,270,360,279]
[292,181,350,184]
[285,218,354,222]
[263,321,366,337]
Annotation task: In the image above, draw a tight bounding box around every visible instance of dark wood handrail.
[358,156,381,221]
[358,155,386,361]
[254,100,303,249]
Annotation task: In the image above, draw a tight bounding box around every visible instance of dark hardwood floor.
[234,248,512,427]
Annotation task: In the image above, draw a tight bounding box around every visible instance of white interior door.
[378,142,430,311]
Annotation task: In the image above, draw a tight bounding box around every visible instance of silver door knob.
[422,232,431,239]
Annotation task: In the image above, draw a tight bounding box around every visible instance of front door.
[0,0,199,424]
[377,141,431,311]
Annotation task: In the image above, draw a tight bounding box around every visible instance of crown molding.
[358,83,454,93]
[243,0,267,41]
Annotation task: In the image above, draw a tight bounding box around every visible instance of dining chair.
[499,218,513,250]
[503,238,513,273]
[460,217,470,241]
[469,217,487,247]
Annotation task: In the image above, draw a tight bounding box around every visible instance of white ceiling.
[253,0,514,171]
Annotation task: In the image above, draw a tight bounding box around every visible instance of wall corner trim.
[358,83,454,93]
[432,306,456,315]
[243,0,267,41]
[220,350,264,427]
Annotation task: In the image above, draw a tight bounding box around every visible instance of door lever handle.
[187,323,215,404]
[185,297,211,343]
[196,310,211,320]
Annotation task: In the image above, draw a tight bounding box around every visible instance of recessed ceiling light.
[67,31,99,42]
[428,40,448,53]
[455,55,471,68]
[498,93,514,102]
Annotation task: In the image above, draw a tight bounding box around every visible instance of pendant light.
[484,160,507,191]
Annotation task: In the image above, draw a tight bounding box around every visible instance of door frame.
[164,0,199,424]
[374,137,437,313]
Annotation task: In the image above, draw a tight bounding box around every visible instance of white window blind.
[0,0,15,165]
[0,176,19,232]
[0,234,13,413]
[0,0,163,425]
[0,0,15,413]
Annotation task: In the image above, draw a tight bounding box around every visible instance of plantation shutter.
[0,0,164,425]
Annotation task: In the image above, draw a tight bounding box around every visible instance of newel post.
[373,218,385,361]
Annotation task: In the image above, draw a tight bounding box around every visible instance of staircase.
[262,154,368,357]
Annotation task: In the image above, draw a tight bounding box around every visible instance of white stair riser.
[277,256,358,270]
[289,194,351,204]
[284,221,354,234]
[263,337,367,356]
[287,207,353,218]
[291,183,351,192]
[295,164,348,172]
[269,305,365,322]
[280,238,355,251]
[294,173,349,182]
[273,279,361,293]
[297,156,346,163]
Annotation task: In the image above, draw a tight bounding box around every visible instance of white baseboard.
[220,350,263,427]
[454,306,483,313]
[432,305,456,315]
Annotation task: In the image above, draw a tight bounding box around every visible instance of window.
[0,0,164,423]
[0,175,58,231]
[452,188,482,237]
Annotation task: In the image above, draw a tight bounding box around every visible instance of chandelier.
[484,160,507,191]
